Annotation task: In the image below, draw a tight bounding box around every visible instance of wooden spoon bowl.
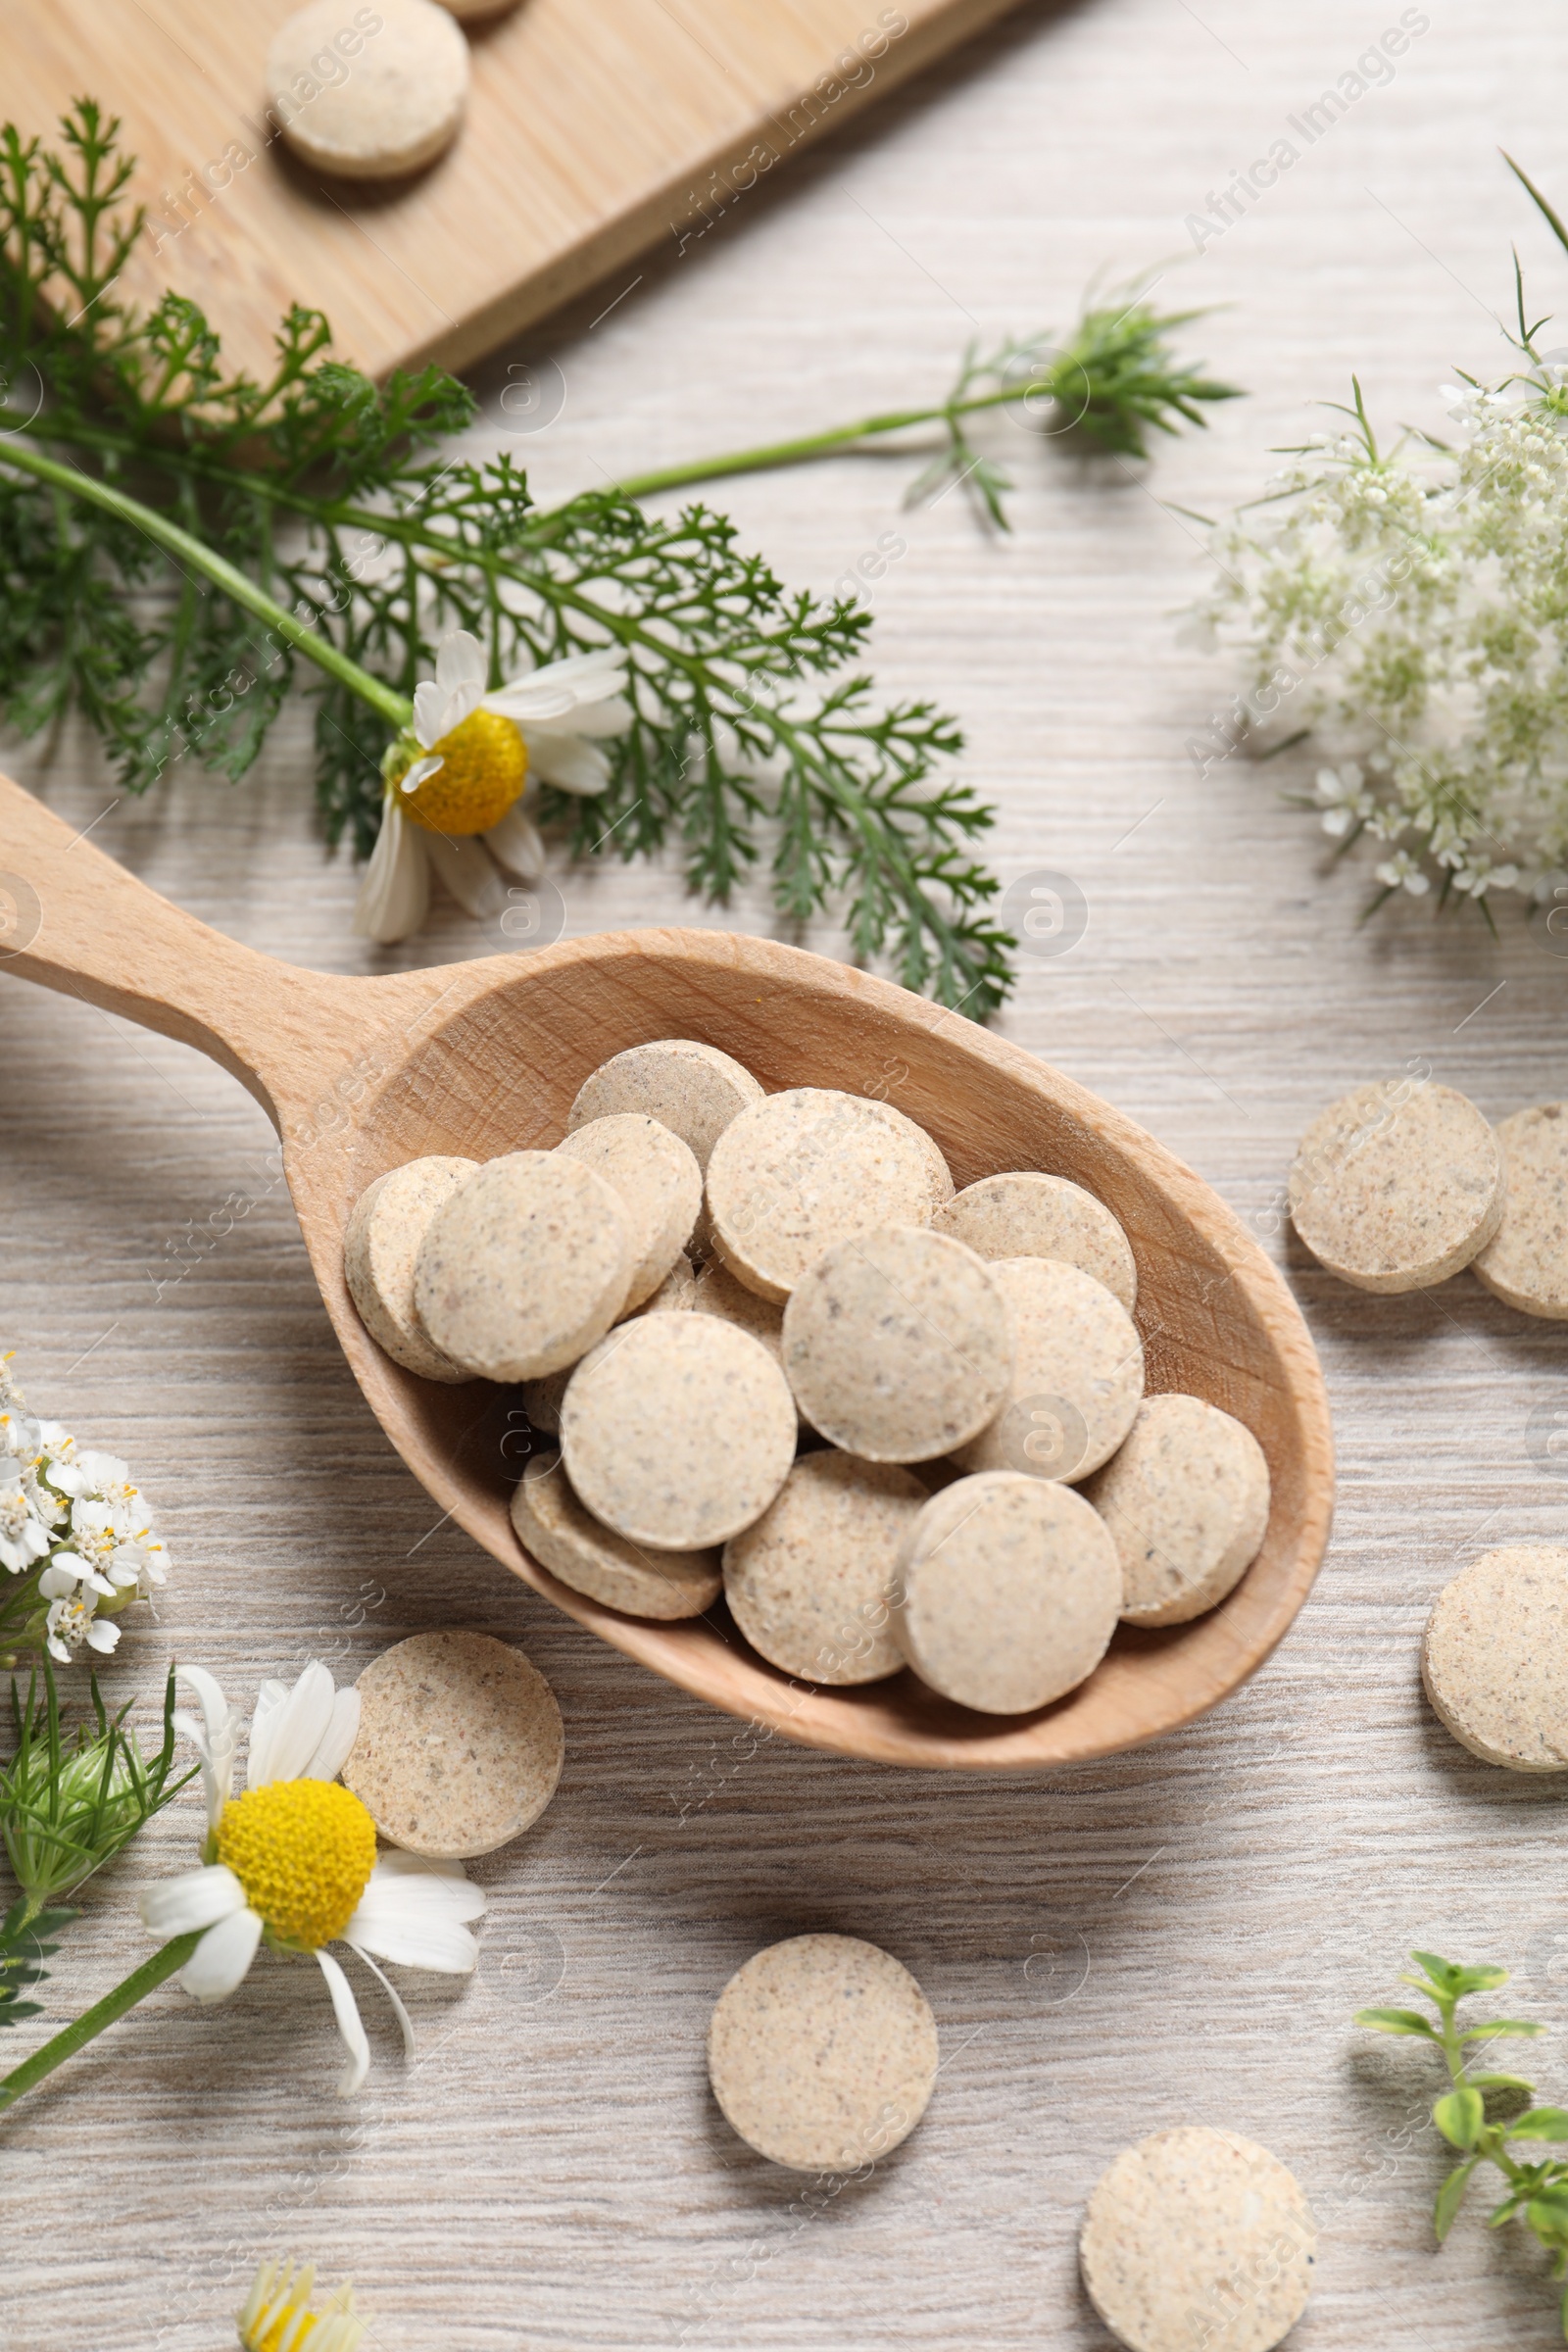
[1,772,1333,1768]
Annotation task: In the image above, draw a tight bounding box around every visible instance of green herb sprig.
[1358,1950,1568,2333]
[613,293,1242,530]
[0,104,1235,1013]
[1,1660,193,1927]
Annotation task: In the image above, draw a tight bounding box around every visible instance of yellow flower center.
[394,708,528,835]
[216,1780,377,1951]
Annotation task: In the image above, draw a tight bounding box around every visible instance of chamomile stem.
[0,1930,200,2111]
[609,380,1050,501]
[0,436,412,729]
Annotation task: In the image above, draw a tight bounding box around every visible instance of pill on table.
[556,1113,702,1311]
[1083,1394,1270,1625]
[1289,1079,1502,1292]
[933,1170,1137,1313]
[415,1151,632,1382]
[722,1450,926,1683]
[343,1154,477,1382]
[562,1314,796,1549]
[707,1089,947,1303]
[781,1227,1012,1462]
[708,1934,938,2172]
[1421,1545,1568,1770]
[510,1450,720,1620]
[567,1039,764,1171]
[1080,2126,1316,2352]
[1471,1103,1568,1318]
[949,1257,1143,1483]
[267,0,468,180]
[895,1471,1121,1713]
[342,1630,563,1857]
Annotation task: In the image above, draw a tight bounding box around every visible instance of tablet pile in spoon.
[343,1039,1273,1718]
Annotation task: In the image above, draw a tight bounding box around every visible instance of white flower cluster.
[1198,372,1568,909]
[0,1352,170,1663]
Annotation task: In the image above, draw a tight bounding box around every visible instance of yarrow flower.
[354,629,631,944]
[141,1661,485,2094]
[0,1353,169,1664]
[1193,356,1568,918]
[235,2256,366,2352]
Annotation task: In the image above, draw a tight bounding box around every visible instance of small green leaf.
[1510,2109,1568,2143]
[1461,2020,1546,2040]
[1491,2191,1527,2227]
[1469,2072,1537,2094]
[1355,2006,1439,2038]
[1410,1949,1466,1990]
[1530,2198,1568,2247]
[1434,2086,1486,2149]
[1451,1964,1511,1997]
[1435,2158,1479,2240]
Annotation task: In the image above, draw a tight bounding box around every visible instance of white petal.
[140,1863,248,1938]
[397,754,444,795]
[482,806,545,880]
[482,645,627,723]
[412,677,450,751]
[422,831,507,918]
[37,1561,84,1598]
[344,1911,479,1973]
[85,1615,120,1649]
[361,1853,487,1919]
[345,1941,416,2059]
[252,1660,336,1787]
[179,1905,264,2002]
[303,1687,361,1782]
[520,732,612,795]
[560,693,635,740]
[317,1947,371,2096]
[435,629,486,694]
[176,1665,231,1745]
[353,803,430,945]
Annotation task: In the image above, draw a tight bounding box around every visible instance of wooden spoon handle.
[0,770,374,1123]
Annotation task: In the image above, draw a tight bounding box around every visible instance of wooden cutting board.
[3,0,1022,384]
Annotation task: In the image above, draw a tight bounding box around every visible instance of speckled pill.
[707,1088,947,1303]
[567,1039,764,1171]
[1084,1393,1270,1626]
[895,1471,1122,1713]
[949,1257,1143,1483]
[556,1112,702,1312]
[414,1151,633,1382]
[1289,1078,1502,1293]
[781,1226,1012,1462]
[343,1154,477,1382]
[268,0,468,180]
[1080,2126,1316,2352]
[342,1630,563,1858]
[1472,1103,1568,1318]
[510,1450,720,1620]
[1422,1545,1568,1770]
[933,1170,1137,1313]
[708,1934,938,2173]
[722,1450,926,1682]
[561,1313,797,1549]
[522,1253,695,1433]
[690,1254,787,1369]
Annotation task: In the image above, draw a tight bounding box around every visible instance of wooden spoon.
[0,771,1333,1768]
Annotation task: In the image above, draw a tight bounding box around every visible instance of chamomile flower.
[235,2257,366,2352]
[142,1662,486,2094]
[354,628,631,944]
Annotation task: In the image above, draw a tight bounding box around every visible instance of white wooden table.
[6,2,1568,2344]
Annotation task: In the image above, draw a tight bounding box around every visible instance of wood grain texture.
[0,0,1026,381]
[0,774,1334,1766]
[5,0,1568,2345]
